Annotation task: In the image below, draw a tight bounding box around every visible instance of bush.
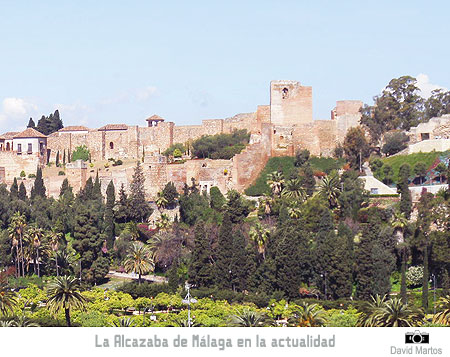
[191,129,250,159]
[58,171,65,176]
[118,281,170,299]
[72,145,90,162]
[406,266,424,288]
[382,131,409,156]
[28,174,36,178]
[20,170,26,178]
[112,159,123,166]
[163,143,186,158]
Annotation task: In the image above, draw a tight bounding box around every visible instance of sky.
[0,0,449,133]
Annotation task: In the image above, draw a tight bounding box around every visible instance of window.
[6,143,10,151]
[28,143,32,154]
[370,188,379,195]
[421,133,430,141]
[17,144,22,154]
[109,142,114,149]
[282,87,289,99]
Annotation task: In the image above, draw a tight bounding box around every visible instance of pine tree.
[93,171,102,200]
[27,117,36,128]
[129,161,152,222]
[189,223,214,287]
[18,182,27,200]
[115,184,130,223]
[9,178,19,200]
[328,232,353,299]
[59,178,72,197]
[215,213,234,289]
[104,180,115,249]
[79,177,94,201]
[36,115,50,135]
[162,182,179,208]
[167,261,179,293]
[31,167,46,199]
[229,230,247,292]
[225,190,249,224]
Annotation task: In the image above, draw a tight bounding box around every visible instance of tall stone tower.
[270,80,313,126]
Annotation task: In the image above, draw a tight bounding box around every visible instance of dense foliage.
[191,129,250,159]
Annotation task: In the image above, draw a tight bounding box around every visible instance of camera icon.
[405,331,429,344]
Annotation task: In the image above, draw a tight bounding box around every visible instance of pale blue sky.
[0,0,449,132]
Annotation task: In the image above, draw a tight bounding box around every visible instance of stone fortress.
[0,79,410,198]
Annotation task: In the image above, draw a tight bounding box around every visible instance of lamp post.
[182,283,197,327]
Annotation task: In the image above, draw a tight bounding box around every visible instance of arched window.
[282,87,289,99]
[109,142,114,149]
[6,143,10,151]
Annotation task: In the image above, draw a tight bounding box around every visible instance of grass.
[244,156,345,196]
[373,150,448,184]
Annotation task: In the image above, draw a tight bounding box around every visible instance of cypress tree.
[129,161,152,222]
[104,180,115,249]
[27,117,36,128]
[398,163,412,219]
[56,151,60,167]
[301,163,316,196]
[9,178,19,200]
[225,190,249,224]
[93,171,102,200]
[167,261,179,293]
[229,230,247,292]
[59,178,71,197]
[31,167,46,199]
[18,182,27,200]
[189,223,214,287]
[115,184,130,223]
[328,232,353,299]
[63,149,66,165]
[215,213,234,289]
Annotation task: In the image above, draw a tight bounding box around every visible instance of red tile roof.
[146,115,164,121]
[13,128,47,138]
[98,124,128,131]
[58,126,90,132]
[2,132,19,139]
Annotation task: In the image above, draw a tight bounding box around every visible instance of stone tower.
[270,80,313,126]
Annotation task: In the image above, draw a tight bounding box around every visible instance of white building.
[12,127,47,156]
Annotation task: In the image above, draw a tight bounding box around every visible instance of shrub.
[20,170,26,178]
[72,145,90,162]
[58,171,65,176]
[28,174,36,178]
[112,159,123,166]
[118,281,170,299]
[406,266,424,288]
[191,129,250,159]
[163,143,186,158]
[382,131,409,156]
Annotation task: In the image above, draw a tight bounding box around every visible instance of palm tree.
[47,229,62,277]
[110,317,136,327]
[55,249,76,276]
[147,232,169,264]
[10,235,20,277]
[288,303,327,327]
[433,295,450,325]
[121,222,140,241]
[155,191,168,212]
[46,276,88,327]
[249,222,271,260]
[0,275,17,316]
[267,171,285,197]
[25,225,46,277]
[319,174,341,209]
[392,210,409,302]
[281,178,306,200]
[357,295,424,327]
[123,242,155,284]
[0,320,17,327]
[8,212,27,277]
[228,308,269,327]
[155,213,171,231]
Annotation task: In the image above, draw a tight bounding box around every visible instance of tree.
[115,184,130,223]
[189,223,214,287]
[281,178,306,201]
[0,272,17,316]
[71,145,90,162]
[398,164,412,219]
[59,178,72,197]
[128,161,152,222]
[155,191,168,211]
[31,167,46,199]
[288,303,327,327]
[266,171,285,197]
[294,149,310,167]
[435,162,447,184]
[249,221,271,260]
[360,76,423,142]
[46,276,88,327]
[424,89,450,120]
[382,164,394,185]
[382,131,409,156]
[225,190,249,224]
[18,182,27,200]
[8,211,27,277]
[123,242,154,284]
[319,173,340,209]
[162,182,179,208]
[432,295,450,325]
[9,178,18,200]
[104,181,115,249]
[26,117,36,129]
[210,186,225,211]
[414,162,428,184]
[55,151,60,167]
[215,214,234,289]
[392,210,409,303]
[228,308,269,327]
[343,126,370,171]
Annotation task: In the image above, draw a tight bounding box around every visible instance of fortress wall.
[86,131,104,161]
[173,125,205,145]
[166,164,187,193]
[202,119,224,135]
[47,132,90,162]
[142,155,168,199]
[257,105,271,126]
[271,126,295,157]
[223,112,258,133]
[0,152,42,183]
[232,123,272,191]
[335,100,363,117]
[139,122,174,156]
[313,120,339,156]
[270,81,313,126]
[103,129,134,160]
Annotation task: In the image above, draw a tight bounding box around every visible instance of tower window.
[109,142,114,149]
[282,87,289,99]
